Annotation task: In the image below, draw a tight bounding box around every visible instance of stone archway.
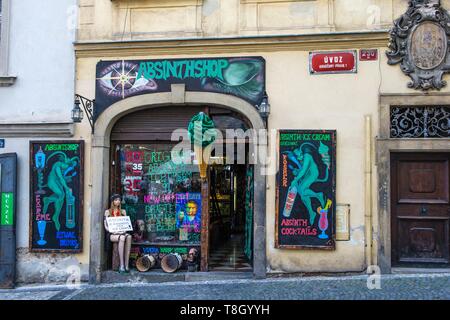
[88,84,267,283]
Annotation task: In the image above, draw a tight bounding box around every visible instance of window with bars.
[390,106,450,138]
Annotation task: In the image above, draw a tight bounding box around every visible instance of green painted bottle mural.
[66,189,75,229]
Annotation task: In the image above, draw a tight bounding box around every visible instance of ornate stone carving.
[386,0,450,90]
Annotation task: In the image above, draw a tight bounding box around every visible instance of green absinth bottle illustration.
[66,188,76,229]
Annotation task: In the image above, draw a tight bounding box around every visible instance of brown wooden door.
[391,152,450,266]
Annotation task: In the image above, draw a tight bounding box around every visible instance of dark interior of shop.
[208,164,253,271]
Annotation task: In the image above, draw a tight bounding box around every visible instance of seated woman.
[104,194,132,273]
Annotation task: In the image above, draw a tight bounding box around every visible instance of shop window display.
[118,143,202,246]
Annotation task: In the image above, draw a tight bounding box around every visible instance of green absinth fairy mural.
[30,142,84,252]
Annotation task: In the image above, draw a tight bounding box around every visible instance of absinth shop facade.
[87,56,268,282]
[70,39,450,284]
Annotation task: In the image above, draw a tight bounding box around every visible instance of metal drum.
[136,254,156,272]
[161,253,183,273]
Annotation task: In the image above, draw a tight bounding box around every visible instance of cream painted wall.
[74,41,450,273]
[72,0,450,275]
[265,51,378,272]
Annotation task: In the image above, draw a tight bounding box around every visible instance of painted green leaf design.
[203,60,264,102]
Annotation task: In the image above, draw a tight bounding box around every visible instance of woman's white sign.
[106,216,133,233]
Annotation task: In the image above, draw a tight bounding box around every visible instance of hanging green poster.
[275,130,336,249]
[29,141,84,252]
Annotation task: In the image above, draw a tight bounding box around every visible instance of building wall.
[77,0,450,41]
[0,0,76,122]
[2,0,449,284]
[74,0,450,278]
[0,0,82,283]
[75,36,450,278]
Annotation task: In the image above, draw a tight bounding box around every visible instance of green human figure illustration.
[42,152,79,231]
[288,142,330,225]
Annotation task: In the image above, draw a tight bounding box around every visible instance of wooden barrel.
[161,253,183,273]
[136,254,156,272]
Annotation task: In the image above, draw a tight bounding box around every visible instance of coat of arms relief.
[387,0,450,90]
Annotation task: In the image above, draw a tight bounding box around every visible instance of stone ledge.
[101,270,186,284]
[185,271,253,282]
[0,76,17,87]
[0,122,75,137]
[75,31,390,58]
[391,268,450,274]
[101,270,253,284]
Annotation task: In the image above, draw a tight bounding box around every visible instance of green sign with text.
[1,193,14,226]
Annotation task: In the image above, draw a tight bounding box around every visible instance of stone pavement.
[0,273,449,300]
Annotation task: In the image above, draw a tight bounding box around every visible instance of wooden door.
[391,153,450,266]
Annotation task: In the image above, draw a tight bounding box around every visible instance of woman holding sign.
[104,194,132,273]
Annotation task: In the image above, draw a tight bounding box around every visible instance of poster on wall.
[175,193,202,243]
[95,57,266,120]
[29,141,84,252]
[275,130,336,249]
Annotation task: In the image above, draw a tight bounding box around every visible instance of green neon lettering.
[136,59,234,80]
[184,60,195,79]
[194,60,203,77]
[154,62,163,80]
[167,61,178,78]
[147,62,156,79]
[217,59,229,80]
[136,62,147,79]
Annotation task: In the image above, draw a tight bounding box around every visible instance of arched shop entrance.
[109,106,254,272]
[88,90,266,283]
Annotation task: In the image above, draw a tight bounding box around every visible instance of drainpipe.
[364,115,373,268]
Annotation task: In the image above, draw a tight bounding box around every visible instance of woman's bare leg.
[111,234,125,270]
[118,235,126,270]
[124,234,132,271]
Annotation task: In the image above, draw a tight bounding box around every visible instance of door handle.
[420,206,428,216]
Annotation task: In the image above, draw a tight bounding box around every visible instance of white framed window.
[0,0,15,86]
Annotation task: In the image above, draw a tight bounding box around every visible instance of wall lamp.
[257,91,270,127]
[71,94,95,134]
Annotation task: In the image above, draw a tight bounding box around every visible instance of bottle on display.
[66,189,76,229]
[283,185,297,218]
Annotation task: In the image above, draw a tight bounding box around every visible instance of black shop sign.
[95,57,266,120]
[275,130,336,249]
[29,141,84,252]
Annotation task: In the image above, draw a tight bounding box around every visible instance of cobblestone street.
[1,273,449,301]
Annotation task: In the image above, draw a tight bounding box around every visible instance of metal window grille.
[390,106,450,138]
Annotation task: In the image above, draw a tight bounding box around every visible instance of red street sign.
[360,49,378,61]
[309,51,357,74]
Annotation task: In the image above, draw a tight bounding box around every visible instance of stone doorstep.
[185,271,253,282]
[101,270,253,284]
[391,267,450,274]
